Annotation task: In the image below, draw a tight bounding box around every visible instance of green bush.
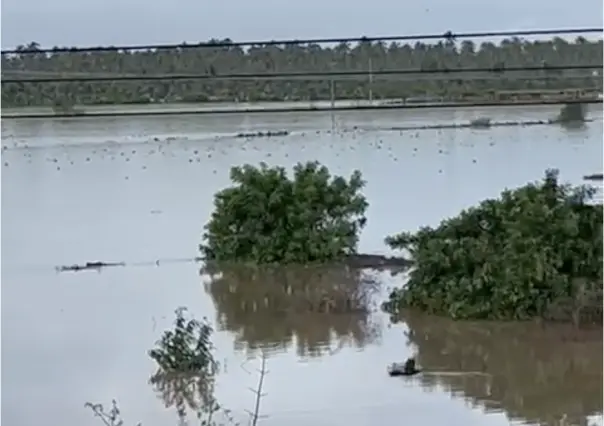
[556,103,587,124]
[148,308,221,421]
[200,161,368,264]
[383,169,603,322]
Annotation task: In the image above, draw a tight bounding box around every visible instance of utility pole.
[330,78,335,110]
[368,57,374,104]
[330,78,336,131]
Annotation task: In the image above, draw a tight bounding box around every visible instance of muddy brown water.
[2,105,603,426]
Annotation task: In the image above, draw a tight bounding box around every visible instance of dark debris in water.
[388,357,421,377]
[56,261,126,272]
[583,173,603,181]
[235,130,289,139]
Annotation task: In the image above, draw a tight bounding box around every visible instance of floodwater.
[2,105,603,426]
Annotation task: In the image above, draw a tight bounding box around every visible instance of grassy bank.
[2,97,601,119]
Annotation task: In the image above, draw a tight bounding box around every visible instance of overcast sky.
[1,0,603,49]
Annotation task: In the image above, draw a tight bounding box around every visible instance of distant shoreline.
[2,98,602,119]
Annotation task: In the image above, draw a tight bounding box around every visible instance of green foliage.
[2,37,602,106]
[383,169,603,321]
[87,309,237,426]
[149,307,217,375]
[200,161,368,264]
[148,308,223,422]
[556,102,587,124]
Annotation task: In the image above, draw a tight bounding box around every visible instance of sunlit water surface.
[2,105,603,426]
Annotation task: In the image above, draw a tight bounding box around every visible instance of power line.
[2,27,601,55]
[2,98,601,120]
[1,64,600,84]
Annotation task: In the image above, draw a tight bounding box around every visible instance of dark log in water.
[388,358,422,377]
[56,261,125,272]
[235,130,289,139]
[583,173,603,181]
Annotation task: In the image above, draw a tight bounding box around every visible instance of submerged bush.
[148,308,220,420]
[556,103,587,125]
[383,169,603,322]
[200,161,368,264]
[469,117,492,128]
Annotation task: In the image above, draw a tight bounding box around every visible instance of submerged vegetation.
[200,161,368,264]
[147,307,222,422]
[201,161,602,325]
[2,37,602,106]
[87,308,266,425]
[556,102,588,125]
[383,169,603,324]
[147,308,268,425]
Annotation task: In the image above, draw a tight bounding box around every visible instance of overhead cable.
[2,27,601,55]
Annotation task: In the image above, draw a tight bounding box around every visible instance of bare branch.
[85,400,141,426]
[246,351,269,426]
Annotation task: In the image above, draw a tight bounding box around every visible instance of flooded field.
[2,105,603,426]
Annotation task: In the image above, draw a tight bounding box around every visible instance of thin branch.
[245,351,269,426]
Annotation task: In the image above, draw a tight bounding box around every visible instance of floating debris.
[583,173,603,181]
[235,130,289,139]
[56,261,126,272]
[388,357,421,377]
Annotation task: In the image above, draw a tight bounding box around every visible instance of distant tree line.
[1,37,602,107]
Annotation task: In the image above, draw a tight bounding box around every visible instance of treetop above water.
[385,169,603,323]
[198,162,603,325]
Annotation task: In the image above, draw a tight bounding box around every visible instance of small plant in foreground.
[148,307,226,423]
[383,169,603,322]
[199,161,368,264]
[87,309,240,426]
[148,307,217,376]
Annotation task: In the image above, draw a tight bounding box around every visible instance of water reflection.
[150,371,202,419]
[202,263,383,357]
[401,310,603,426]
[150,370,234,422]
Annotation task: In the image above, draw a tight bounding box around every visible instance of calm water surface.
[2,106,603,426]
